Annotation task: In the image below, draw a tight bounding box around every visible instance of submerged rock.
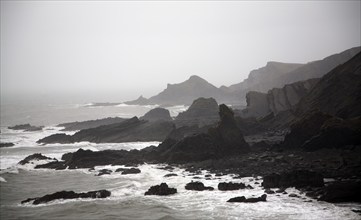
[0,142,14,148]
[144,183,177,196]
[164,173,178,178]
[185,181,214,191]
[21,190,111,205]
[96,169,112,176]
[121,168,141,175]
[227,194,267,203]
[218,182,246,191]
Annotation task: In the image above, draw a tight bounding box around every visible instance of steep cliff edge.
[241,78,319,118]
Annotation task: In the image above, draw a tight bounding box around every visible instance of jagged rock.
[296,51,361,119]
[36,148,143,169]
[262,170,324,188]
[159,104,249,163]
[282,111,333,149]
[18,153,55,165]
[175,97,219,127]
[9,124,43,131]
[21,190,111,205]
[124,95,151,105]
[37,133,74,144]
[227,194,267,203]
[140,108,172,122]
[185,181,214,191]
[302,117,361,151]
[38,117,175,144]
[58,117,125,131]
[218,182,246,191]
[144,183,177,196]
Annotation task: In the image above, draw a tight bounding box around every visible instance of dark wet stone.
[265,189,275,194]
[96,169,112,176]
[218,182,246,191]
[227,194,267,203]
[144,183,177,196]
[185,181,214,191]
[164,173,178,178]
[19,153,56,165]
[21,190,111,205]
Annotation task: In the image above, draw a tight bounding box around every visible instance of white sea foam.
[0,176,6,182]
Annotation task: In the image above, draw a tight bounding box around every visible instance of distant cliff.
[227,47,360,95]
[242,78,319,118]
[296,52,361,119]
[125,47,360,106]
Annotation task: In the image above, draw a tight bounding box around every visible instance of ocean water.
[0,104,360,219]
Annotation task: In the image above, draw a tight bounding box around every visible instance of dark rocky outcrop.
[282,111,333,149]
[8,124,43,131]
[35,148,143,169]
[21,190,111,205]
[37,133,74,144]
[18,153,56,165]
[262,170,324,188]
[158,104,249,163]
[317,180,361,203]
[124,95,151,105]
[174,97,219,127]
[0,142,14,148]
[218,182,246,191]
[96,169,112,176]
[185,181,214,191]
[119,168,141,175]
[140,108,172,122]
[144,183,177,196]
[38,117,175,144]
[241,78,319,118]
[227,194,267,203]
[296,51,361,119]
[58,117,125,131]
[302,117,361,151]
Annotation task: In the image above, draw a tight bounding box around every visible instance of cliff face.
[296,52,361,119]
[174,97,219,128]
[228,62,304,93]
[140,108,172,122]
[242,78,319,118]
[227,47,360,96]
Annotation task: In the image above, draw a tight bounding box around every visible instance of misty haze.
[1,1,361,220]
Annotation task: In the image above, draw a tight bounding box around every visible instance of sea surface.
[0,103,360,220]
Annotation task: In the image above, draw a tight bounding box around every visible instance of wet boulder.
[21,190,111,205]
[185,181,214,191]
[318,180,361,203]
[227,194,267,203]
[218,182,246,191]
[96,169,112,176]
[18,153,56,165]
[145,183,177,196]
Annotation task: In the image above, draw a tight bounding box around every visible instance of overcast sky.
[1,1,360,103]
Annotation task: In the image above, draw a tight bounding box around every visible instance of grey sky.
[1,1,360,103]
